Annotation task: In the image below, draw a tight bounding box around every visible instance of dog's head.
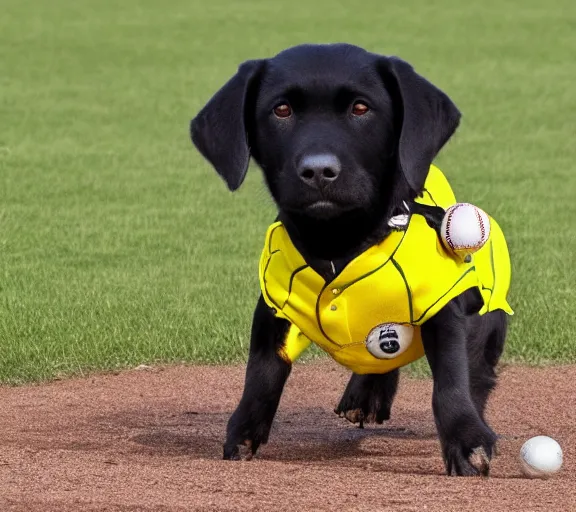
[191,43,460,223]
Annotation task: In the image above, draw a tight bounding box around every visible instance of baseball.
[520,436,563,478]
[440,203,491,257]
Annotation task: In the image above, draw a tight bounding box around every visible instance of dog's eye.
[273,104,292,119]
[351,102,369,116]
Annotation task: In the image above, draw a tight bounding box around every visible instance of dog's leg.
[467,310,508,421]
[422,299,497,477]
[334,371,399,427]
[223,296,291,460]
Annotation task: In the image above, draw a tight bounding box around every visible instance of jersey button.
[331,288,340,295]
[330,305,337,311]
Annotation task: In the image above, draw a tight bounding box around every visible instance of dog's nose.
[298,154,342,188]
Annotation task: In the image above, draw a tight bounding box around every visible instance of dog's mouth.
[280,198,363,220]
[304,200,344,219]
[307,200,337,210]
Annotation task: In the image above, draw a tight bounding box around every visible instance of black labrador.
[190,43,508,476]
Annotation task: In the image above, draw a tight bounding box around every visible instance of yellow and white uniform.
[259,165,513,374]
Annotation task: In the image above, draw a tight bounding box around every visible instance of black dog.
[191,43,508,476]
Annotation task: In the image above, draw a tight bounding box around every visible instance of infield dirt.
[0,362,573,511]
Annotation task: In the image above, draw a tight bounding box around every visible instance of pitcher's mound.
[0,362,574,511]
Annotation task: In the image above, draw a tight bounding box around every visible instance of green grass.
[1,0,575,384]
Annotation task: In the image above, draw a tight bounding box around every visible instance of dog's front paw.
[223,408,271,461]
[442,423,497,477]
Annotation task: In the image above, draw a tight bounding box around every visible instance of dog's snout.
[298,154,341,188]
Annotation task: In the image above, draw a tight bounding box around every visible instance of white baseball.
[441,203,491,256]
[520,436,563,478]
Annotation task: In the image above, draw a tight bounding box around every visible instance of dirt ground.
[0,361,574,512]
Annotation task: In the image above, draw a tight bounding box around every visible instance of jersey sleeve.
[277,325,313,364]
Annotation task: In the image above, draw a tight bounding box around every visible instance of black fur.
[191,43,507,476]
[222,296,291,460]
[334,370,399,427]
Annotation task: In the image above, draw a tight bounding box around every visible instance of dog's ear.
[190,59,266,191]
[377,57,461,194]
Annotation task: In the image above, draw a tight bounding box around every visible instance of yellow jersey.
[259,165,513,374]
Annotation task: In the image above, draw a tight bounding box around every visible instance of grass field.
[1,0,575,384]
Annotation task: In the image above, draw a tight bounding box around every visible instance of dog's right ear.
[377,57,461,195]
[190,59,266,191]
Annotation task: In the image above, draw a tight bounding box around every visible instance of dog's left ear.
[190,59,266,191]
[377,57,461,194]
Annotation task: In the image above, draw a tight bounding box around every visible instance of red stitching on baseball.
[444,205,457,249]
[475,207,486,243]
